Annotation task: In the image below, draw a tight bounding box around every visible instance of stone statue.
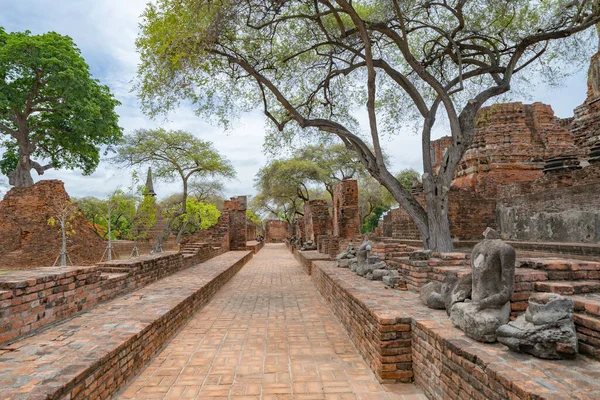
[420,273,472,315]
[497,293,578,359]
[450,228,515,342]
[336,243,357,268]
[355,240,386,277]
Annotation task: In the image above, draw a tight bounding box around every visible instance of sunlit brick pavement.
[118,243,426,400]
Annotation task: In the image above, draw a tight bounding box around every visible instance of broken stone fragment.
[409,249,433,261]
[420,281,445,309]
[337,259,350,268]
[497,293,578,359]
[420,274,472,315]
[369,269,390,281]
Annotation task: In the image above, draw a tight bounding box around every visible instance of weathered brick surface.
[332,179,360,240]
[570,50,600,155]
[0,244,225,346]
[246,240,265,254]
[0,251,253,400]
[0,180,107,269]
[303,199,331,242]
[224,196,248,250]
[265,220,289,243]
[311,260,600,398]
[118,244,425,399]
[292,247,330,275]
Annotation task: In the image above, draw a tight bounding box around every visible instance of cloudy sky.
[0,1,596,200]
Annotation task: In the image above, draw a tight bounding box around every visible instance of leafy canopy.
[0,29,122,176]
[115,128,235,184]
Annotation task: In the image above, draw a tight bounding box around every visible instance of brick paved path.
[118,244,426,400]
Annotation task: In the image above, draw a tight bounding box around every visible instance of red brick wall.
[265,220,289,243]
[64,251,253,400]
[224,196,248,250]
[0,244,224,345]
[303,200,331,242]
[0,180,107,269]
[311,260,596,399]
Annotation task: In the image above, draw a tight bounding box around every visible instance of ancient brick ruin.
[0,180,106,269]
[223,196,248,250]
[265,219,288,243]
[302,199,330,242]
[384,50,600,245]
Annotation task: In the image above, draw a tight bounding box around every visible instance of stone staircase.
[517,258,600,360]
[180,241,221,257]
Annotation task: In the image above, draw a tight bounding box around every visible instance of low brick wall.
[67,252,252,400]
[0,251,253,400]
[293,249,331,275]
[246,240,265,254]
[0,244,224,345]
[311,260,600,399]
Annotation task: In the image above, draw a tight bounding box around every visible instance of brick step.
[518,258,600,281]
[434,252,470,260]
[573,312,600,360]
[515,268,548,282]
[573,295,600,318]
[535,281,600,295]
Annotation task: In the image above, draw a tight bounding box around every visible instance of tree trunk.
[10,152,34,187]
[422,171,454,252]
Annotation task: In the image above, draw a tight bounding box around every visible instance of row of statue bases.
[334,227,579,360]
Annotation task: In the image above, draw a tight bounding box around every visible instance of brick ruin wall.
[181,196,248,251]
[384,49,600,244]
[332,179,360,241]
[497,164,600,243]
[303,199,331,242]
[224,196,248,250]
[0,243,224,345]
[183,212,230,251]
[265,220,289,243]
[0,180,107,269]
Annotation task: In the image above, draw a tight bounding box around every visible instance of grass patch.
[0,270,13,275]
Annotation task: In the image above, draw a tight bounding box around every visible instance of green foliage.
[0,29,122,182]
[76,190,138,239]
[131,194,158,241]
[246,209,261,225]
[0,141,18,175]
[48,200,81,237]
[181,197,220,230]
[115,129,235,185]
[361,205,388,234]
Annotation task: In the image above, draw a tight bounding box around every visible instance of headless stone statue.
[497,293,578,359]
[420,273,472,315]
[450,228,515,342]
[356,240,386,276]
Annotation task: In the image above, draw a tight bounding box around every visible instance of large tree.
[115,128,235,245]
[136,0,600,251]
[0,28,122,187]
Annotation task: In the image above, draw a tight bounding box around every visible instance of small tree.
[115,129,235,248]
[48,200,80,266]
[0,28,122,187]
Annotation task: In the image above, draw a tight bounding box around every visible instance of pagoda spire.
[145,167,156,196]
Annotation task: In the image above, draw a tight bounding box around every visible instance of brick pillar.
[303,200,331,242]
[333,180,360,240]
[223,196,247,250]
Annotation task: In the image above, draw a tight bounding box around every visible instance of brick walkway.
[118,244,426,400]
